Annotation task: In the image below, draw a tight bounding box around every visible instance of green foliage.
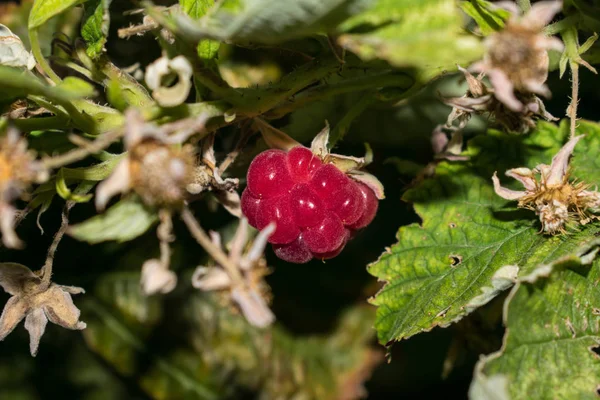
[29,0,88,29]
[338,0,484,79]
[68,197,158,244]
[460,0,510,35]
[472,258,600,400]
[171,0,372,43]
[179,0,221,60]
[369,121,600,345]
[81,0,112,59]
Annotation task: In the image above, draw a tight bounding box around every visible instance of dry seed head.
[486,24,550,92]
[129,139,195,208]
[493,135,600,234]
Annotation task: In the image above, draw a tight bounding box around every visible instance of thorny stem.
[181,206,244,282]
[329,93,376,147]
[568,62,579,139]
[40,202,74,291]
[42,128,124,170]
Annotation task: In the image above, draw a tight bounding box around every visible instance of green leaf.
[28,0,88,29]
[0,65,87,103]
[56,76,97,98]
[81,0,112,59]
[337,0,483,80]
[168,0,373,44]
[369,120,600,345]
[471,259,600,400]
[179,0,221,60]
[69,196,158,244]
[55,169,94,202]
[459,0,509,35]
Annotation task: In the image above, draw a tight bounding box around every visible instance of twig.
[181,206,243,282]
[39,202,74,291]
[42,128,124,170]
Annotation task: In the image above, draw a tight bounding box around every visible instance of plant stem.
[42,128,124,170]
[568,62,579,139]
[181,206,243,282]
[40,202,73,290]
[29,29,61,85]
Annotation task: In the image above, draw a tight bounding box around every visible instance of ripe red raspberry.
[241,146,379,263]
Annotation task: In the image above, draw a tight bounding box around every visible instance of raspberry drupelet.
[241,146,378,263]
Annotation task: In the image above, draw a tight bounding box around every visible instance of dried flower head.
[96,110,208,210]
[186,133,242,217]
[493,135,600,234]
[0,127,47,248]
[0,263,86,356]
[471,1,564,112]
[192,218,276,328]
[444,67,557,134]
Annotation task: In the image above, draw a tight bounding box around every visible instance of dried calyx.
[0,127,48,248]
[443,67,557,134]
[493,135,600,234]
[191,217,276,328]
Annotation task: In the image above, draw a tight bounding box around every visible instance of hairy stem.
[568,62,579,139]
[181,206,243,282]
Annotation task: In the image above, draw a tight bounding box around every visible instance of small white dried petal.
[522,0,563,30]
[191,266,231,291]
[488,69,522,112]
[0,204,22,249]
[230,287,275,328]
[431,126,449,155]
[0,262,38,296]
[243,222,275,267]
[0,24,36,70]
[310,123,331,159]
[229,218,249,264]
[348,170,385,200]
[140,259,177,295]
[0,296,28,341]
[24,308,47,357]
[579,190,600,210]
[546,135,584,187]
[505,168,536,191]
[492,172,526,200]
[145,55,192,107]
[95,158,132,211]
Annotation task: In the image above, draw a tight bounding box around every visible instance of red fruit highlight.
[302,214,345,253]
[327,181,362,225]
[256,195,299,244]
[309,164,350,204]
[289,183,326,228]
[247,149,294,198]
[286,146,322,182]
[348,182,378,230]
